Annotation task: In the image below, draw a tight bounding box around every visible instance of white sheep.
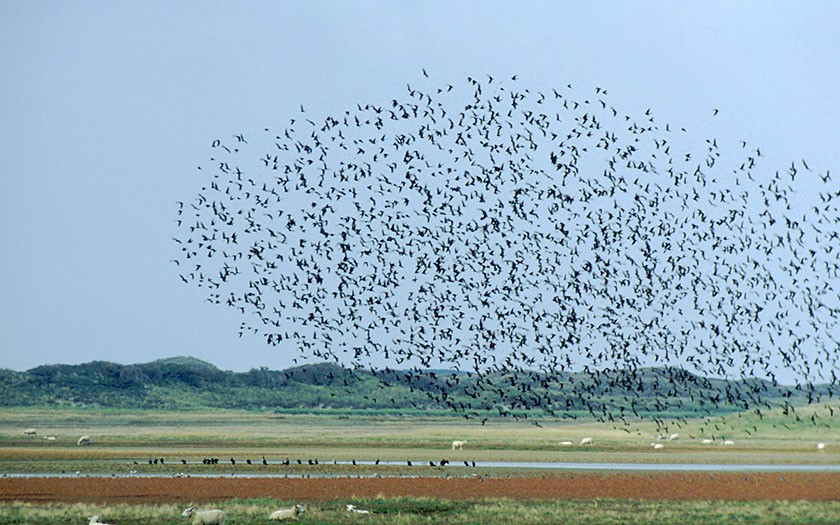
[668,433,680,441]
[701,439,714,444]
[558,441,573,446]
[23,429,37,435]
[722,439,735,446]
[77,435,92,446]
[451,440,467,450]
[651,443,664,450]
[346,504,370,514]
[817,442,826,451]
[268,505,305,521]
[182,506,225,525]
[89,516,114,525]
[580,437,593,446]
[43,435,57,441]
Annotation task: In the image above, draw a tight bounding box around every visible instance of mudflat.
[2,472,839,503]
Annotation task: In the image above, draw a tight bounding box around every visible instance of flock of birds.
[138,456,472,469]
[174,73,839,424]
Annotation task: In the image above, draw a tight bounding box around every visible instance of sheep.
[451,440,467,450]
[701,439,714,444]
[558,441,573,446]
[346,504,371,514]
[579,437,593,446]
[268,504,305,521]
[89,516,114,525]
[77,435,92,446]
[651,443,664,450]
[722,439,735,446]
[182,506,225,525]
[23,429,37,435]
[668,433,680,441]
[817,442,826,451]
[43,435,57,441]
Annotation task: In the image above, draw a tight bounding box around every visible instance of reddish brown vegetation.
[2,473,839,503]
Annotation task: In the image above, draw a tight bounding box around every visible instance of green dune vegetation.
[0,357,832,419]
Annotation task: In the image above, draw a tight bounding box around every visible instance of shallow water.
[3,460,840,478]
[474,461,840,472]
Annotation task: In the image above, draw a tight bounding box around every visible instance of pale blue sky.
[2,1,839,373]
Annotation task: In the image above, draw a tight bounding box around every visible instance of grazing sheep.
[651,443,664,450]
[451,440,467,450]
[268,505,305,521]
[701,439,714,444]
[77,435,92,446]
[580,437,593,446]
[43,435,57,441]
[558,441,573,446]
[346,504,370,514]
[817,442,826,451]
[722,439,735,446]
[182,507,225,525]
[668,433,680,441]
[89,516,114,525]
[23,429,37,435]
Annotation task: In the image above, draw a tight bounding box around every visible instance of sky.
[2,1,839,374]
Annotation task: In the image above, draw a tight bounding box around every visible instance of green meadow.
[2,499,840,525]
[0,406,837,475]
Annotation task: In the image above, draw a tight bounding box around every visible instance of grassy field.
[0,406,836,474]
[0,406,838,523]
[2,498,840,525]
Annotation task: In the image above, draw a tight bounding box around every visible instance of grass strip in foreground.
[0,498,839,524]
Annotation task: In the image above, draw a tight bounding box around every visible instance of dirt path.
[2,473,839,502]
